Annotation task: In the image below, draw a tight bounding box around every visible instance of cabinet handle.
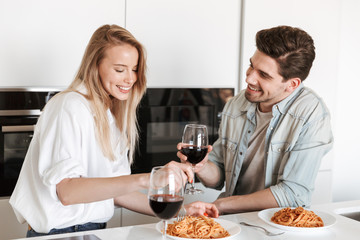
[2,125,35,132]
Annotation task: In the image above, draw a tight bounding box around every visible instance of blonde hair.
[65,24,146,164]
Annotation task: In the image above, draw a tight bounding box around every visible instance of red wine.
[149,194,184,220]
[181,146,208,164]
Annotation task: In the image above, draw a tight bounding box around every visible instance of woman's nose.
[124,71,136,84]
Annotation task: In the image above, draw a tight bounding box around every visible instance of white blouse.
[9,89,131,233]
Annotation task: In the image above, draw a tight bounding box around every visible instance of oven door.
[0,124,35,197]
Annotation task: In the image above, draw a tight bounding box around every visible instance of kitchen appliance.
[0,87,62,197]
[0,87,233,197]
[132,88,234,174]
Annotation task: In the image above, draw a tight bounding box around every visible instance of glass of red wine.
[181,124,208,195]
[148,165,184,240]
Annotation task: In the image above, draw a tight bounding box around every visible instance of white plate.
[258,208,337,232]
[155,218,241,240]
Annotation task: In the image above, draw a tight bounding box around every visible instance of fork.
[239,222,284,236]
[176,205,187,221]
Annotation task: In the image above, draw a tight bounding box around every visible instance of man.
[179,25,333,215]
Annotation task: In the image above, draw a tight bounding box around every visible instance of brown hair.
[66,24,147,163]
[256,25,315,81]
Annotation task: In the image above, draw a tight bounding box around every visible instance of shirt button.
[270,127,273,130]
[239,152,243,155]
[248,130,251,133]
[278,148,281,152]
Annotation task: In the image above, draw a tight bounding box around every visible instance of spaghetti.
[166,215,230,239]
[271,207,324,228]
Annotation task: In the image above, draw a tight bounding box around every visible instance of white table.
[14,200,360,240]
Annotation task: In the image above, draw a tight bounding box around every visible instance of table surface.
[13,200,360,240]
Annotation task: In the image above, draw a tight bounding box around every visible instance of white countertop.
[13,200,360,240]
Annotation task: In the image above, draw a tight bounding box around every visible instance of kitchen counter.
[13,200,360,240]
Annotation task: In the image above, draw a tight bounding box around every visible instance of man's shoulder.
[288,86,330,118]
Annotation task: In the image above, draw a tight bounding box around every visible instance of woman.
[10,24,217,237]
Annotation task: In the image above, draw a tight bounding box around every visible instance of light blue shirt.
[207,84,333,208]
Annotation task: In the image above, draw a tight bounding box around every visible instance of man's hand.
[184,201,219,218]
[176,143,213,173]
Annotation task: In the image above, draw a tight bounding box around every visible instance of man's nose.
[246,70,257,85]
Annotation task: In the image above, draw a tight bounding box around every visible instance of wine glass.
[148,166,184,240]
[180,124,208,195]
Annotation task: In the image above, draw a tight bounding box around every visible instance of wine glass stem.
[162,220,167,240]
[191,165,196,190]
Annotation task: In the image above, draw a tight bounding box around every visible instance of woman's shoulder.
[44,91,92,116]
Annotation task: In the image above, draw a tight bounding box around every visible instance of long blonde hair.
[65,24,146,164]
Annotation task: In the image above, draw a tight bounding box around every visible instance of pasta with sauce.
[271,207,324,228]
[166,215,230,239]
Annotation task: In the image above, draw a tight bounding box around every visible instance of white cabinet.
[107,207,122,228]
[312,170,332,205]
[126,0,241,89]
[121,208,159,227]
[0,198,27,240]
[0,0,126,87]
[1,0,241,89]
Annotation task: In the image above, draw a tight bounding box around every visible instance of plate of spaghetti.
[156,215,241,239]
[258,207,336,232]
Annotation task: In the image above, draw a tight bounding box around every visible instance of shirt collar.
[272,83,304,114]
[244,82,305,119]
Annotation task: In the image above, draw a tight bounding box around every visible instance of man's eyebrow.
[249,58,273,79]
[259,70,273,79]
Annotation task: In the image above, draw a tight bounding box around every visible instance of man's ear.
[287,77,301,92]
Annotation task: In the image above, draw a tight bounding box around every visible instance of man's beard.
[245,91,263,103]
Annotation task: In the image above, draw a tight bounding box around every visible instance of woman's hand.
[176,143,213,173]
[184,201,219,218]
[164,160,194,185]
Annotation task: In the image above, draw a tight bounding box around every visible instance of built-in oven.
[0,88,61,197]
[132,88,234,175]
[0,87,233,197]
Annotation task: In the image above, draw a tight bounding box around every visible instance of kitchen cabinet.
[125,0,241,89]
[0,0,241,89]
[0,198,27,240]
[0,184,220,239]
[0,198,122,240]
[0,0,126,87]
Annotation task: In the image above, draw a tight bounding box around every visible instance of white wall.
[332,0,360,202]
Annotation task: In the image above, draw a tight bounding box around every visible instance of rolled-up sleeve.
[38,99,90,201]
